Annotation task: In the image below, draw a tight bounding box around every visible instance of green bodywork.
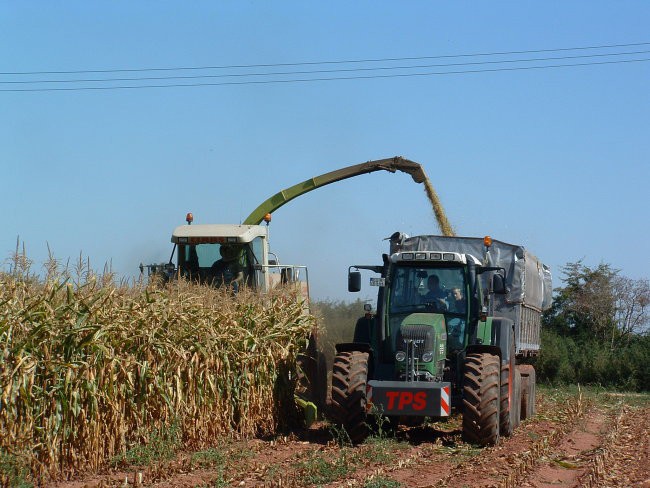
[394,313,447,378]
[243,157,426,225]
[475,317,494,347]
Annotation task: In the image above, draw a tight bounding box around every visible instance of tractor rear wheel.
[330,350,370,444]
[518,365,536,420]
[462,353,500,446]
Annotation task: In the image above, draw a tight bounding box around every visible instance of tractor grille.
[397,324,438,382]
[397,324,435,352]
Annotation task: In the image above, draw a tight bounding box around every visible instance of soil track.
[48,388,649,488]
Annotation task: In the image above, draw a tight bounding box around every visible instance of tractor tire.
[330,350,370,444]
[518,365,536,420]
[499,361,513,436]
[462,353,501,446]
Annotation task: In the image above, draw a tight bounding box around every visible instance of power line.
[2,41,650,76]
[2,57,648,93]
[2,49,649,85]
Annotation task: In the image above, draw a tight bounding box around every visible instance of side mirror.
[348,271,361,292]
[492,273,506,295]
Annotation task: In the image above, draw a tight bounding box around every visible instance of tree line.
[538,261,649,391]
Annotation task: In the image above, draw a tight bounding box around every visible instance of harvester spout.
[387,156,427,184]
[243,156,429,226]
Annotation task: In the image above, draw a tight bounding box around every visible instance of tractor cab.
[349,250,487,388]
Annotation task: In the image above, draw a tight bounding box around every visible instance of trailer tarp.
[399,235,552,311]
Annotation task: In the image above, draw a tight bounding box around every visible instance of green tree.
[540,261,650,391]
[543,261,649,348]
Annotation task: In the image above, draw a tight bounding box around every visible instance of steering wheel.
[424,298,448,312]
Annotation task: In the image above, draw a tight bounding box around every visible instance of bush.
[537,328,650,392]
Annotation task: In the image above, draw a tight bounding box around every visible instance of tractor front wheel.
[330,350,370,444]
[462,352,500,446]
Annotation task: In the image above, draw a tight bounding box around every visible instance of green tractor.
[330,233,551,445]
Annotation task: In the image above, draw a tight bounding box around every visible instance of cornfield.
[0,256,314,483]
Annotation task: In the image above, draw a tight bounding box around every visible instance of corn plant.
[0,257,314,484]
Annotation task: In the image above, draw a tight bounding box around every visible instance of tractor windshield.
[387,265,468,353]
[389,265,467,314]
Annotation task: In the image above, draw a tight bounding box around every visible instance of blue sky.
[2,2,649,302]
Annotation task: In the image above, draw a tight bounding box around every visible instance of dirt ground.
[47,388,649,488]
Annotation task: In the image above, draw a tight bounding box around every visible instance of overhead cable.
[2,41,650,76]
[1,49,649,85]
[2,57,649,93]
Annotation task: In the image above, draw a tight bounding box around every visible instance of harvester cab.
[140,212,309,297]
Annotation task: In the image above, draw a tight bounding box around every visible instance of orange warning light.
[483,236,492,248]
[186,213,194,224]
[263,213,272,223]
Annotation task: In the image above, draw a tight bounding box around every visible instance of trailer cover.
[398,235,552,312]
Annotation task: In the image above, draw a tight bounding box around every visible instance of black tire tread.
[500,362,513,436]
[330,351,370,443]
[462,353,500,446]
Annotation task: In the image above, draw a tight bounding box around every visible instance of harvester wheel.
[518,365,536,420]
[330,350,370,444]
[499,361,513,436]
[462,353,500,446]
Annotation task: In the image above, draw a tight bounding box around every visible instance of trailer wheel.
[518,365,536,420]
[330,351,370,444]
[462,353,500,446]
[499,362,513,436]
[519,370,528,417]
[512,368,522,429]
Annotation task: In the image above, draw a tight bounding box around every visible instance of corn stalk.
[0,266,313,483]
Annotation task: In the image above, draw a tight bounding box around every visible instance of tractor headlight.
[395,351,407,362]
[421,351,434,363]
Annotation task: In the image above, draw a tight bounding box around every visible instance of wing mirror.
[492,273,506,295]
[348,270,361,292]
